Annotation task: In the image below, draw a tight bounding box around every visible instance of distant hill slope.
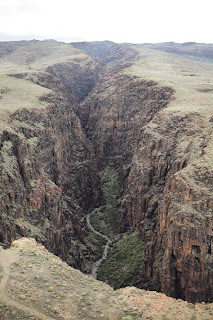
[71,40,115,61]
[138,42,213,63]
[72,40,213,64]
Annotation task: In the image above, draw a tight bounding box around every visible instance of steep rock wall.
[46,60,103,103]
[120,110,213,302]
[77,72,174,170]
[0,72,101,272]
[78,64,213,302]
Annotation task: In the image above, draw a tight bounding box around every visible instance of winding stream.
[86,208,112,279]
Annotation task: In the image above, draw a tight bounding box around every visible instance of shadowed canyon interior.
[0,39,213,311]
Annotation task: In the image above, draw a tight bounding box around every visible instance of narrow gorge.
[0,40,213,305]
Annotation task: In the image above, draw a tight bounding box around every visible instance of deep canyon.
[0,40,213,307]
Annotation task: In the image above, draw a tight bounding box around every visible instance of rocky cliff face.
[74,44,213,302]
[119,110,213,302]
[77,72,174,169]
[46,60,102,103]
[0,70,101,272]
[0,40,213,304]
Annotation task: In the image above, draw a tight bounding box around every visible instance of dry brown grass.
[0,238,212,320]
[125,47,213,115]
[0,40,96,133]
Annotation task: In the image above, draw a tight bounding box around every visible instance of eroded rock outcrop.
[78,72,174,169]
[119,110,213,302]
[0,71,101,272]
[46,60,103,103]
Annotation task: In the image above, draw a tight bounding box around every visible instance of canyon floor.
[0,238,213,320]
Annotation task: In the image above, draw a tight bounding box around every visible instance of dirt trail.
[0,247,54,320]
[86,209,112,278]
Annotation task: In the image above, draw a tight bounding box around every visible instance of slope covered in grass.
[0,238,213,320]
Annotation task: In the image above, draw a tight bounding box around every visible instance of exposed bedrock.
[0,71,101,272]
[119,111,213,302]
[77,73,174,169]
[46,60,103,103]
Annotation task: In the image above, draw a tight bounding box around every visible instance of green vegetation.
[86,231,106,260]
[90,166,120,237]
[97,232,144,289]
[205,208,213,216]
[122,316,133,320]
[47,286,54,292]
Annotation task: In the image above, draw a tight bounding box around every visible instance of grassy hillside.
[0,40,92,69]
[0,238,212,320]
[123,45,213,188]
[1,40,213,121]
[138,42,213,63]
[126,46,213,114]
[0,40,98,131]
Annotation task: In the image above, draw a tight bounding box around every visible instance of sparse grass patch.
[122,316,133,320]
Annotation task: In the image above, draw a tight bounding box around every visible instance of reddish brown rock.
[119,111,213,302]
[0,71,101,272]
[78,72,174,171]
